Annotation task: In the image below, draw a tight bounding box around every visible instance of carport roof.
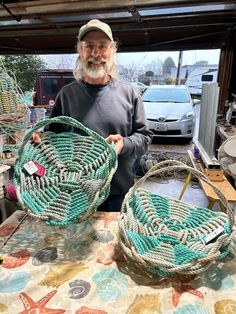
[0,0,236,54]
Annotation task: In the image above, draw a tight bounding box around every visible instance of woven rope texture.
[119,160,235,276]
[0,72,18,114]
[14,116,118,226]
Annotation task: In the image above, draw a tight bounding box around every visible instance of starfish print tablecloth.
[0,210,236,314]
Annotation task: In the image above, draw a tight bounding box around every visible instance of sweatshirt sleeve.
[120,94,153,159]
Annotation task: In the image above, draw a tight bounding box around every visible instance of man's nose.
[91,46,101,56]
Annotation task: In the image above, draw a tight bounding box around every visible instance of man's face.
[79,30,115,79]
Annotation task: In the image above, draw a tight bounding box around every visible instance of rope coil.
[119,160,235,276]
[14,116,118,226]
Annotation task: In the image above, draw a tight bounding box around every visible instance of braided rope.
[14,116,118,226]
[0,72,20,114]
[119,160,235,276]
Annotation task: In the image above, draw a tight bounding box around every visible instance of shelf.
[217,124,236,141]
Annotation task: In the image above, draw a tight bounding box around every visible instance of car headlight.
[181,111,194,120]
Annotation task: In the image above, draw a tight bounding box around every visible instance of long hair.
[73,41,118,81]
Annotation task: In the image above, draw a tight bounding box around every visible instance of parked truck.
[186,66,218,96]
[33,69,74,106]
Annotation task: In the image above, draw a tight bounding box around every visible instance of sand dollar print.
[92,268,128,301]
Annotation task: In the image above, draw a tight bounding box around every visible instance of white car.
[142,85,199,141]
[130,81,148,94]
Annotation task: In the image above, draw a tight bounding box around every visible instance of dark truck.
[33,69,74,106]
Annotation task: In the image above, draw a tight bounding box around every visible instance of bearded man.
[37,19,153,211]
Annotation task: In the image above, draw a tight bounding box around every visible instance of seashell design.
[0,271,31,293]
[126,293,161,314]
[201,265,234,291]
[173,304,209,314]
[74,220,93,235]
[0,224,17,237]
[64,238,92,261]
[68,279,91,299]
[95,212,119,228]
[92,267,128,301]
[44,233,64,245]
[0,303,8,313]
[32,247,58,266]
[214,299,236,314]
[75,306,108,314]
[39,262,87,288]
[96,243,116,265]
[91,230,114,243]
[13,229,40,246]
[2,248,30,269]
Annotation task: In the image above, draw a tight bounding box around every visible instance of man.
[34,19,153,211]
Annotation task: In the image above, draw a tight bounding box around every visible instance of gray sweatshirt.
[47,78,153,195]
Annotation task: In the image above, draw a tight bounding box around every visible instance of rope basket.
[0,72,18,114]
[14,116,118,226]
[119,160,235,276]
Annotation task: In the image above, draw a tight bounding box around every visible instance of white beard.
[81,56,113,79]
[84,65,107,79]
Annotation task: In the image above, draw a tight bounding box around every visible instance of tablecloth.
[0,210,236,314]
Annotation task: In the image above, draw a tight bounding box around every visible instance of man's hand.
[106,134,124,155]
[32,132,42,144]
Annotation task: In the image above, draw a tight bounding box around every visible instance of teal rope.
[14,116,118,226]
[119,160,235,276]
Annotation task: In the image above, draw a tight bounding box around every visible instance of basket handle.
[18,115,111,156]
[123,159,235,226]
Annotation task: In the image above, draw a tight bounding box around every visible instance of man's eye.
[99,44,107,51]
[85,44,94,50]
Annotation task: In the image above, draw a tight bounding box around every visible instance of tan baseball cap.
[78,19,113,41]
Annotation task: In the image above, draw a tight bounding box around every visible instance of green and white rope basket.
[14,116,118,226]
[119,160,235,276]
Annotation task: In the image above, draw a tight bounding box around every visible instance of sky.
[116,49,221,67]
[41,49,221,69]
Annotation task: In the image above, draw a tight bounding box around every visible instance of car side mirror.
[193,99,201,106]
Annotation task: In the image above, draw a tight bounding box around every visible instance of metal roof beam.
[0,0,235,18]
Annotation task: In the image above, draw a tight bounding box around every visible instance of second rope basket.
[119,160,235,276]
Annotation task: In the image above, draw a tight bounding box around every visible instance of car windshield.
[143,87,190,103]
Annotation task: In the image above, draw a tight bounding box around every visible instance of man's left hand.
[106,134,124,155]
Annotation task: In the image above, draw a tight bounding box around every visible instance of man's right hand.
[32,132,42,144]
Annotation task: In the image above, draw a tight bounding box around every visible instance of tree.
[143,60,163,76]
[2,55,46,92]
[164,77,176,85]
[42,54,75,69]
[162,57,176,74]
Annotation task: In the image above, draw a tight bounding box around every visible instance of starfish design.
[18,289,65,314]
[172,276,204,307]
[95,212,119,228]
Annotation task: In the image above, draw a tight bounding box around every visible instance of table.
[179,150,236,210]
[0,210,236,314]
[217,124,236,141]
